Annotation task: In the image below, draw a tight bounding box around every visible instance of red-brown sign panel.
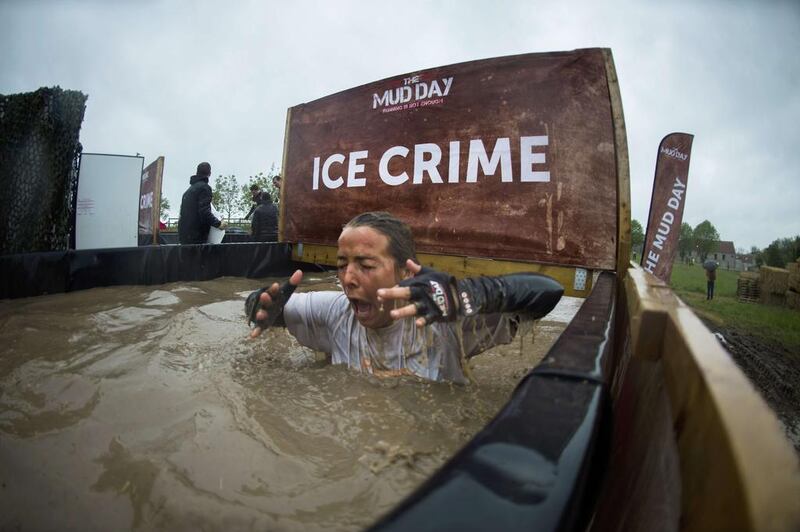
[138,156,164,243]
[282,49,621,270]
[641,133,693,282]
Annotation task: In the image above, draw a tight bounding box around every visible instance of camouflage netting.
[0,87,87,254]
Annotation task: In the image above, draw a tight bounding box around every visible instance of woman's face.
[337,226,408,328]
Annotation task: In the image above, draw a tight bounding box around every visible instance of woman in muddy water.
[247,211,564,383]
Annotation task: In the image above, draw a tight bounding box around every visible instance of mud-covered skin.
[336,226,411,329]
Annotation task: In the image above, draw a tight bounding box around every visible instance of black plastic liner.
[0,243,294,299]
[370,272,617,532]
[140,232,255,246]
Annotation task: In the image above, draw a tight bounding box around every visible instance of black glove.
[399,267,563,324]
[245,280,297,329]
[398,267,462,323]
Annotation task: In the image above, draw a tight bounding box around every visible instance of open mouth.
[349,298,375,320]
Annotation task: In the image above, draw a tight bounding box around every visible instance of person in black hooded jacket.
[250,191,278,242]
[178,162,224,244]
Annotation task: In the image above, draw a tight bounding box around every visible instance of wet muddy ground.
[0,276,576,531]
[701,319,800,454]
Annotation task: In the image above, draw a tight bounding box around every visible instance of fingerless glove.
[399,267,564,323]
[245,280,297,329]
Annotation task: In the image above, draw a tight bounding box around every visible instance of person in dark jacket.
[250,191,278,242]
[706,264,717,300]
[244,184,261,220]
[178,162,224,244]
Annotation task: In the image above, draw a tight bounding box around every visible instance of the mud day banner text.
[282,49,623,270]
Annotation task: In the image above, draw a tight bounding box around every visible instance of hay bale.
[788,262,800,292]
[759,266,789,298]
[786,290,800,311]
[762,292,786,307]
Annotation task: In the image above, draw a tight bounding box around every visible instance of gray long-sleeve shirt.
[283,291,514,383]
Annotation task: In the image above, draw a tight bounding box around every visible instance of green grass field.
[669,262,800,350]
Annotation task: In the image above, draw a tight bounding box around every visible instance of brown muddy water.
[0,274,576,531]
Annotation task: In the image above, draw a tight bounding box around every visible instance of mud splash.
[0,275,571,530]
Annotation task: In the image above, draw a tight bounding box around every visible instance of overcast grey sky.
[2,0,798,251]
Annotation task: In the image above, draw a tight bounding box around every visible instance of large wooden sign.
[282,49,623,270]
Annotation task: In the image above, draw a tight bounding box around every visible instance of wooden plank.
[278,107,291,242]
[623,265,800,531]
[603,49,631,278]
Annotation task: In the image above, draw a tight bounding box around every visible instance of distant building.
[736,253,757,272]
[689,240,737,270]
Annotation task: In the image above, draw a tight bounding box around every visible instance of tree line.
[211,165,281,219]
[161,166,280,221]
[631,218,799,268]
[631,219,721,261]
[750,236,800,268]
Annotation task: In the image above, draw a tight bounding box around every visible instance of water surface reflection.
[0,276,570,531]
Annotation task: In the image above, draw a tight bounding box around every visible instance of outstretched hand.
[248,269,303,338]
[377,260,458,328]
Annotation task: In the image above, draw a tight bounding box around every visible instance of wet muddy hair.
[344,211,417,269]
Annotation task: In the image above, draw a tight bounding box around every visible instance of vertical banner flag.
[138,156,165,244]
[641,133,694,282]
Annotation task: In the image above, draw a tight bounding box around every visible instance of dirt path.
[702,319,800,454]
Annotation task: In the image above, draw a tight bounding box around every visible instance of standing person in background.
[272,174,282,196]
[244,184,261,220]
[178,162,225,244]
[250,191,278,242]
[706,264,717,300]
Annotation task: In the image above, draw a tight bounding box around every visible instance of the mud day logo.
[660,146,688,161]
[372,75,453,113]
